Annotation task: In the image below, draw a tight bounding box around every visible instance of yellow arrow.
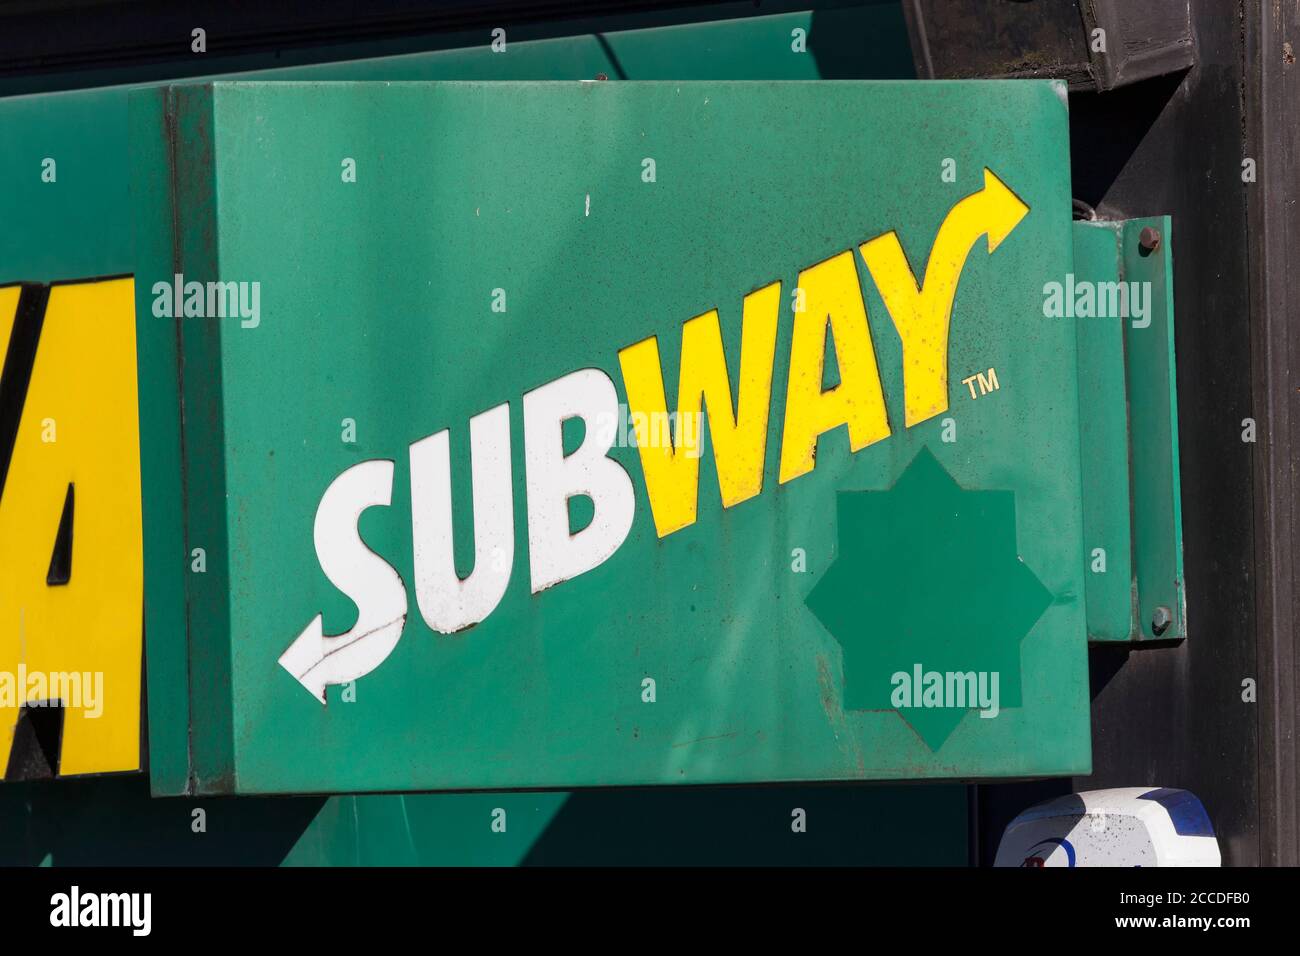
[860,167,1029,428]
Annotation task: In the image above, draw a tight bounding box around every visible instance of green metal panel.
[0,7,917,799]
[0,89,131,283]
[3,6,971,865]
[128,91,191,790]
[1124,217,1185,642]
[133,79,1090,794]
[2,8,912,288]
[1074,221,1135,642]
[1074,217,1184,642]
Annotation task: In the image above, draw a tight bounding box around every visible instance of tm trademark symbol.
[961,368,1000,400]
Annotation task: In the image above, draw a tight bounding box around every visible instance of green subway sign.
[133,80,1098,794]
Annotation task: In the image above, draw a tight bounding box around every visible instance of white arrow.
[278,611,406,704]
[279,459,409,704]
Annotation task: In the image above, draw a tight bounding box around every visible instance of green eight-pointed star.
[805,447,1054,751]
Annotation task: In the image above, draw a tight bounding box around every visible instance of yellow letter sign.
[0,278,143,777]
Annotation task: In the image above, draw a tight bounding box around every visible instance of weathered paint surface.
[135,79,1090,794]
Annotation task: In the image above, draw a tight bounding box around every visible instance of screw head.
[1152,606,1173,636]
[1139,226,1162,254]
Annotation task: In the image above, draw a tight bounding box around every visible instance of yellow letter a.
[778,251,890,484]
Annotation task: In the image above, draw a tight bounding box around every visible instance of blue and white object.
[994,788,1221,867]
